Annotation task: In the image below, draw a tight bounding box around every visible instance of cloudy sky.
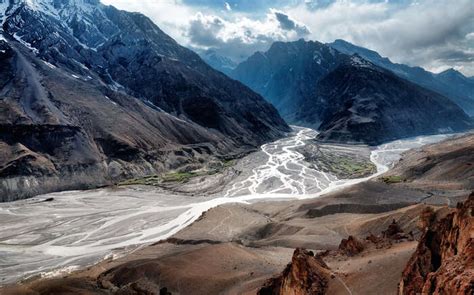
[101,0,474,76]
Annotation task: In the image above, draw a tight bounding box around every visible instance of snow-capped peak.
[25,0,99,8]
[0,0,20,25]
[6,0,100,19]
[350,54,374,68]
[2,0,108,50]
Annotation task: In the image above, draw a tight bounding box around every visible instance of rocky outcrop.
[338,236,364,256]
[258,248,330,295]
[98,261,171,295]
[382,219,408,240]
[399,193,474,294]
[334,219,414,257]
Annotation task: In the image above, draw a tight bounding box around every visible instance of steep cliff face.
[399,193,474,294]
[0,0,289,201]
[338,236,364,256]
[258,248,330,295]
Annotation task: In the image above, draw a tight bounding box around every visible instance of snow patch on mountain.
[0,1,9,18]
[350,55,374,68]
[13,33,38,53]
[43,60,56,68]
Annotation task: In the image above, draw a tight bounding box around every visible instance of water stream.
[0,127,452,284]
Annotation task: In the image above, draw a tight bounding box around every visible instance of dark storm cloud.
[274,11,310,35]
[187,14,276,61]
[436,50,474,63]
[185,10,311,63]
[188,15,224,47]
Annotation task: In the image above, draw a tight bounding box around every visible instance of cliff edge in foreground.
[399,193,473,294]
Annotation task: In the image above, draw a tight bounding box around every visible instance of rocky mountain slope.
[383,133,474,190]
[329,39,474,116]
[399,193,473,294]
[315,57,472,145]
[232,40,472,144]
[258,248,331,295]
[0,0,289,201]
[232,39,344,126]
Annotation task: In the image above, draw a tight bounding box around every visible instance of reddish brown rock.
[383,219,404,238]
[418,206,436,230]
[365,233,382,244]
[258,248,330,295]
[338,236,365,256]
[399,193,474,295]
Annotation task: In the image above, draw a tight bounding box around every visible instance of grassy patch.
[319,157,377,179]
[222,159,236,168]
[118,172,198,186]
[118,159,236,187]
[161,171,197,183]
[381,175,406,184]
[337,159,375,173]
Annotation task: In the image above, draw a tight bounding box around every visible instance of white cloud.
[287,0,474,75]
[100,0,196,45]
[100,1,306,61]
[187,9,310,60]
[101,0,474,75]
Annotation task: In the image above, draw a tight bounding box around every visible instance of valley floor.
[1,127,472,294]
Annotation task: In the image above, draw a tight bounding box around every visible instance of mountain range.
[329,39,474,116]
[231,39,472,144]
[0,0,472,200]
[198,49,237,76]
[0,0,289,201]
[218,39,474,118]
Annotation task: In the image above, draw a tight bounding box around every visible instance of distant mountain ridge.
[0,0,289,200]
[329,39,474,116]
[315,56,471,144]
[232,39,344,126]
[231,39,472,145]
[198,49,237,75]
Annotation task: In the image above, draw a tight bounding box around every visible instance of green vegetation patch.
[161,171,198,183]
[222,159,236,168]
[118,172,199,186]
[381,175,406,184]
[315,156,377,179]
[335,159,375,173]
[118,159,237,187]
